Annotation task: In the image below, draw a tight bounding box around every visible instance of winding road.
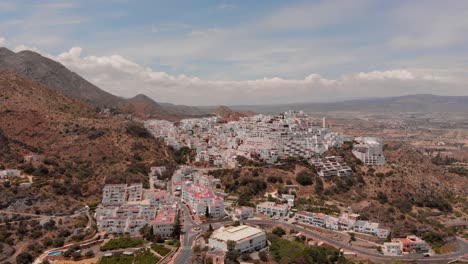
[175,216,468,263]
[244,219,468,263]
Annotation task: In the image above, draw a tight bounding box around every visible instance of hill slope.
[0,72,176,213]
[0,47,206,120]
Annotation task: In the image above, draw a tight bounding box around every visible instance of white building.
[256,202,288,217]
[352,137,386,165]
[234,207,254,219]
[181,182,225,218]
[96,184,176,235]
[310,156,353,177]
[296,211,327,228]
[383,242,402,256]
[353,220,391,239]
[151,204,178,238]
[281,194,295,208]
[102,184,127,206]
[384,235,431,255]
[0,169,21,180]
[208,225,268,253]
[145,111,350,168]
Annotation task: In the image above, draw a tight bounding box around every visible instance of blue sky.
[1,0,467,105]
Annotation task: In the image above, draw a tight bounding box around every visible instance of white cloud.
[258,0,372,32]
[0,37,5,45]
[389,1,468,49]
[40,47,464,106]
[352,70,415,81]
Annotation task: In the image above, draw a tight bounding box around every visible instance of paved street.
[243,219,468,263]
[174,202,204,264]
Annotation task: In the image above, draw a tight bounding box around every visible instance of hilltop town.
[2,96,467,263]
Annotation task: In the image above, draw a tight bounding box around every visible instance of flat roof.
[212,225,264,243]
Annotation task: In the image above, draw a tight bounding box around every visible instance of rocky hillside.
[0,72,176,214]
[0,47,206,120]
[209,142,467,241]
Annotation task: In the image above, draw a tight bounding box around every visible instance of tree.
[140,224,154,241]
[272,227,286,237]
[63,248,73,258]
[85,250,95,258]
[205,206,210,218]
[226,250,240,262]
[16,252,33,264]
[377,191,388,204]
[172,212,181,238]
[259,251,268,262]
[241,253,252,261]
[53,237,64,247]
[296,171,314,186]
[315,177,324,194]
[227,240,237,251]
[72,251,82,261]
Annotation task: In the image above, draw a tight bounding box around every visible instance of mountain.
[0,72,176,212]
[0,47,206,120]
[0,71,182,262]
[210,105,253,121]
[229,94,468,113]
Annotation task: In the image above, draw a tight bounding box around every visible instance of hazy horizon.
[2,0,468,105]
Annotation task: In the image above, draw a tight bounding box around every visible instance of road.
[174,202,204,264]
[0,208,89,225]
[243,219,468,263]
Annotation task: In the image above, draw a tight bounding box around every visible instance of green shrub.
[296,171,314,186]
[134,249,160,264]
[151,244,171,256]
[100,237,145,251]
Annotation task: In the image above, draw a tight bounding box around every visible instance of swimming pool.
[48,251,62,256]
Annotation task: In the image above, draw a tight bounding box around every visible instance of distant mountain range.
[0,47,207,120]
[1,47,467,118]
[228,94,468,114]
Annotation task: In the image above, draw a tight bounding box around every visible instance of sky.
[1,0,468,105]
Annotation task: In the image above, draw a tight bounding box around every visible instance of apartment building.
[296,211,390,238]
[352,137,386,165]
[145,111,351,168]
[234,207,254,219]
[181,182,225,218]
[353,220,391,239]
[208,225,268,253]
[281,194,295,208]
[256,202,288,217]
[295,211,327,228]
[194,174,221,188]
[310,156,353,177]
[102,184,128,206]
[96,184,176,235]
[383,235,431,255]
[151,204,178,238]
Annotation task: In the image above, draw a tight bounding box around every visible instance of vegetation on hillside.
[100,237,145,251]
[267,233,352,264]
